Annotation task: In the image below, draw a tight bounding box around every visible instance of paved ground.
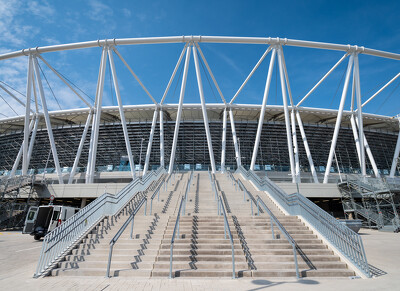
[0,228,399,291]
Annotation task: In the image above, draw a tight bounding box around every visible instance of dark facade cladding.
[0,120,398,174]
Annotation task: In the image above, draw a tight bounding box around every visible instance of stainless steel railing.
[149,176,167,215]
[106,192,148,277]
[34,167,165,278]
[169,196,185,278]
[217,195,236,279]
[235,166,371,278]
[256,196,300,278]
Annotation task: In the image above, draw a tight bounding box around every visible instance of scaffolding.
[0,175,38,229]
[338,175,400,232]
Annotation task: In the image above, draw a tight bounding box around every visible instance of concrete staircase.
[50,173,185,277]
[49,171,356,279]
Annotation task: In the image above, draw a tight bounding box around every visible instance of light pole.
[139,138,144,176]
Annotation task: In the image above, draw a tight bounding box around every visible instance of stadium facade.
[0,36,399,225]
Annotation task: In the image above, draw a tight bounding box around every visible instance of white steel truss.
[2,36,399,185]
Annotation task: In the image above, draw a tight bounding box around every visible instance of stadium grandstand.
[0,36,399,279]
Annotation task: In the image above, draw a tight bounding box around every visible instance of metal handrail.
[169,196,185,278]
[106,194,147,277]
[236,165,371,278]
[217,195,236,279]
[256,196,299,278]
[237,179,255,215]
[34,167,165,278]
[150,176,167,214]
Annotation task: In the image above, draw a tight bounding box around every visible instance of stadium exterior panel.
[0,104,399,179]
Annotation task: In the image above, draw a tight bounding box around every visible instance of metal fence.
[33,166,165,278]
[235,165,371,278]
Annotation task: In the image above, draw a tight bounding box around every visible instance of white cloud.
[122,8,131,17]
[88,0,113,22]
[27,1,55,20]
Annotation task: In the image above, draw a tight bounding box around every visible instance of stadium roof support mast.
[10,118,35,177]
[221,108,227,172]
[281,48,301,183]
[159,109,165,168]
[229,108,241,167]
[86,47,107,184]
[160,44,188,169]
[22,55,33,177]
[390,116,400,177]
[193,45,217,173]
[108,47,136,178]
[250,47,275,171]
[168,45,191,174]
[143,109,158,176]
[324,54,354,183]
[68,111,93,184]
[196,43,227,172]
[277,46,296,183]
[354,54,366,178]
[32,56,63,184]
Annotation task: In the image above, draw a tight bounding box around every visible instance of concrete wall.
[276,182,341,198]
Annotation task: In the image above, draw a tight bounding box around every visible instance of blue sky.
[0,0,399,118]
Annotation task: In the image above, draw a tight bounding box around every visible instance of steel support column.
[193,45,216,173]
[354,54,366,178]
[68,111,93,184]
[221,108,227,172]
[143,108,159,176]
[291,109,300,182]
[354,117,380,178]
[108,48,135,179]
[250,49,276,171]
[390,122,400,177]
[33,56,63,184]
[86,47,107,183]
[27,115,40,165]
[323,54,354,183]
[229,108,241,167]
[168,46,191,174]
[10,118,35,177]
[22,55,33,176]
[160,109,165,168]
[296,110,319,183]
[277,47,296,183]
[350,114,362,165]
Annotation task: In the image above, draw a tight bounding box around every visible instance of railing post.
[169,244,173,279]
[224,218,227,239]
[293,245,300,279]
[130,216,135,239]
[144,198,147,216]
[106,244,114,277]
[271,220,275,239]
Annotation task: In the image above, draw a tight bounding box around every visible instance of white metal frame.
[2,36,400,183]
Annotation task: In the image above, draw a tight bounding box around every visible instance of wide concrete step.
[250,249,335,256]
[156,254,246,262]
[160,244,242,249]
[70,248,160,256]
[244,243,328,250]
[158,249,244,256]
[51,268,152,277]
[251,269,355,278]
[58,260,154,269]
[251,254,341,262]
[152,270,246,278]
[154,261,248,269]
[161,239,241,244]
[252,261,348,269]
